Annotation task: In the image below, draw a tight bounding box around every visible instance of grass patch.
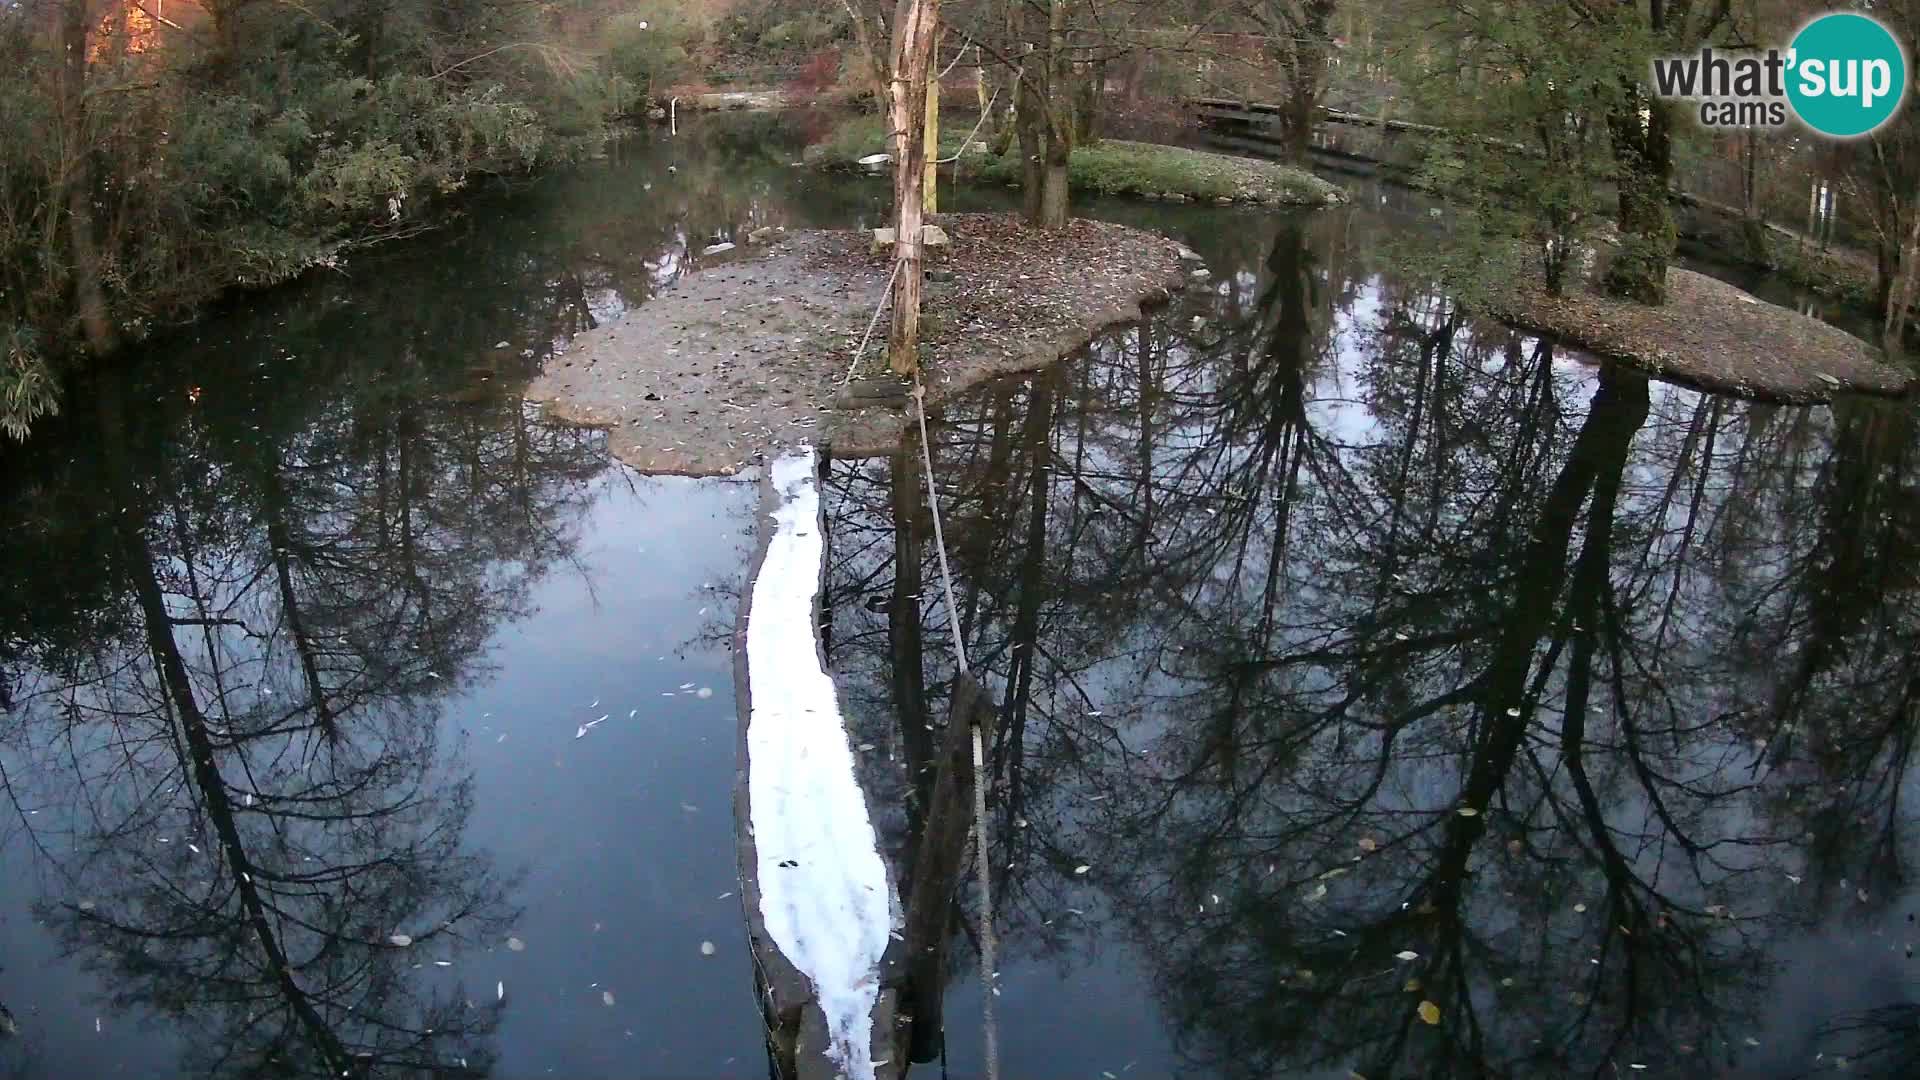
[804,117,1343,208]
[973,139,1343,206]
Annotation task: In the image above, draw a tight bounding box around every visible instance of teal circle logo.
[1787,14,1908,137]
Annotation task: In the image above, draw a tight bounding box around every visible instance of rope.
[842,260,904,386]
[911,379,997,1080]
[933,88,1000,166]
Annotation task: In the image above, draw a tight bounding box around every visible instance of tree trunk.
[1014,50,1046,226]
[1036,0,1072,230]
[1072,60,1104,146]
[924,75,940,214]
[1275,1,1337,163]
[58,0,114,354]
[1885,206,1920,350]
[844,0,891,106]
[1603,93,1676,305]
[886,0,940,376]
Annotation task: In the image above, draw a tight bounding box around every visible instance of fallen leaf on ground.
[1417,1001,1441,1025]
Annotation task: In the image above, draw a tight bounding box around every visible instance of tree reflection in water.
[822,213,1920,1077]
[1,351,609,1076]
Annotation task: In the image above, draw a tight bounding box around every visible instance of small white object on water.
[389,934,414,947]
[700,941,717,956]
[697,687,714,699]
[602,990,616,1006]
[507,936,526,952]
[1075,865,1092,875]
[497,981,505,1002]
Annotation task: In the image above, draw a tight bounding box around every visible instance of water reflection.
[0,334,614,1072]
[823,211,1920,1077]
[0,118,839,1079]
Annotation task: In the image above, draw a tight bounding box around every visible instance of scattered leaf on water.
[1744,1037,1761,1047]
[697,687,714,699]
[507,937,526,952]
[1307,883,1329,902]
[1573,904,1587,914]
[1504,707,1521,717]
[602,990,616,1007]
[1417,1001,1441,1026]
[1358,837,1378,853]
[434,961,453,967]
[388,934,414,947]
[497,981,505,1002]
[1075,865,1092,875]
[1404,978,1421,992]
[700,941,717,956]
[1395,950,1419,961]
[1457,807,1480,817]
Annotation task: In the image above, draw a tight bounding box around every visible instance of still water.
[3,114,1916,1079]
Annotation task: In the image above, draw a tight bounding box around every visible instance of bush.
[606,6,700,97]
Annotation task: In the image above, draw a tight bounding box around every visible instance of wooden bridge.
[1189,97,1532,161]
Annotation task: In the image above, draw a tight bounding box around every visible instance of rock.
[927,268,957,283]
[646,106,667,121]
[703,242,737,256]
[1176,246,1205,263]
[1190,268,1213,283]
[1213,196,1235,206]
[747,227,778,245]
[963,140,993,156]
[871,225,950,254]
[1168,194,1190,204]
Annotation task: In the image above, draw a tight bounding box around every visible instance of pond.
[2,113,1916,1080]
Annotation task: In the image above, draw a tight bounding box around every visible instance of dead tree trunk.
[887,0,941,376]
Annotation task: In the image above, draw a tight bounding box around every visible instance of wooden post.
[887,0,940,377]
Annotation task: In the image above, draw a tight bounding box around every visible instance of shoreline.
[1488,266,1913,403]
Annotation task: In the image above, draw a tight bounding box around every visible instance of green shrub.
[606,6,699,97]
